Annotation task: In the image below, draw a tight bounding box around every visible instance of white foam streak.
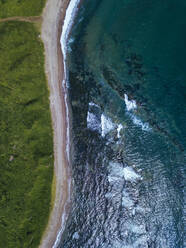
[109,162,141,183]
[87,102,101,132]
[60,0,80,162]
[126,222,146,234]
[60,0,80,160]
[87,112,100,131]
[124,94,151,131]
[122,190,134,209]
[101,114,116,137]
[117,124,123,138]
[53,1,80,248]
[123,166,141,182]
[87,103,124,139]
[89,101,99,107]
[124,94,137,111]
[52,213,66,248]
[130,113,151,131]
[60,0,80,62]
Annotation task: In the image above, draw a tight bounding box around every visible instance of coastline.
[40,0,72,247]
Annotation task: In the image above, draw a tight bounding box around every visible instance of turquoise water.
[59,0,185,247]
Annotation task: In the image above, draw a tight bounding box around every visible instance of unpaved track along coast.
[40,0,71,247]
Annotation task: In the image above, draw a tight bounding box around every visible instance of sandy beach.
[39,0,72,247]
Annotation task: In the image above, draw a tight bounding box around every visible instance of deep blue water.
[59,0,186,247]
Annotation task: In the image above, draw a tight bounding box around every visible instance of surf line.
[52,0,80,247]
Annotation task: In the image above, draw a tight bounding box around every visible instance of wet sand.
[39,0,71,247]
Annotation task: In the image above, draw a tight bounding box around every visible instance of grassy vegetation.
[0,0,46,18]
[0,21,53,247]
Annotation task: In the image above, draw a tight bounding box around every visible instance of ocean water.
[59,0,186,247]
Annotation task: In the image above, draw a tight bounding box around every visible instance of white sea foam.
[107,161,147,248]
[124,94,137,111]
[108,162,123,176]
[122,190,134,209]
[117,124,123,138]
[72,231,80,239]
[78,16,84,23]
[54,1,80,248]
[108,162,124,183]
[89,101,99,107]
[101,114,124,139]
[123,166,141,182]
[112,235,148,248]
[67,37,75,52]
[124,94,151,131]
[101,114,116,137]
[125,222,146,234]
[60,0,80,161]
[129,113,151,131]
[52,211,66,248]
[68,37,75,44]
[60,0,80,62]
[87,102,101,132]
[135,206,147,214]
[87,104,124,138]
[108,162,141,183]
[87,112,100,131]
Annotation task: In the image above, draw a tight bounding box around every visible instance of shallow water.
[59,0,186,247]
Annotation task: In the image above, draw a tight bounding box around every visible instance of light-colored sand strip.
[39,0,71,247]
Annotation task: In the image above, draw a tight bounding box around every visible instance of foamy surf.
[53,0,80,247]
[60,0,80,163]
[87,102,101,132]
[124,94,151,131]
[101,114,116,137]
[87,102,124,139]
[124,94,137,111]
[108,162,142,183]
[129,113,151,131]
[87,111,100,131]
[117,124,123,138]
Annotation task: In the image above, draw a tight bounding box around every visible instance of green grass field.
[0,21,53,247]
[0,0,46,18]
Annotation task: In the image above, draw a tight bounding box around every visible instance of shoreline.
[40,0,73,247]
